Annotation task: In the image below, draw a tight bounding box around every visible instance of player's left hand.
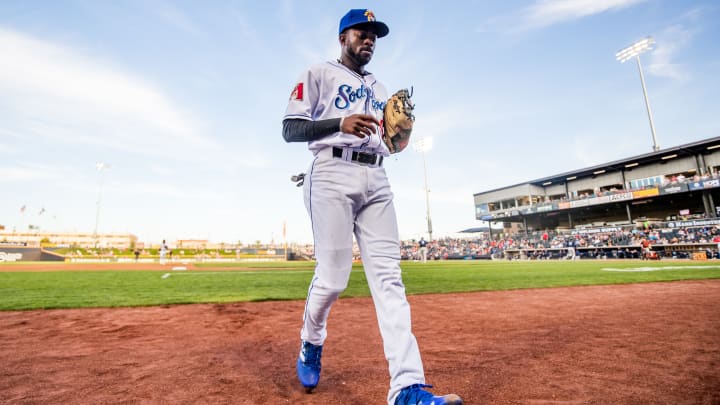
[341,114,380,138]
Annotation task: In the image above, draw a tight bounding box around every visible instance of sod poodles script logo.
[334,84,385,112]
[0,251,22,262]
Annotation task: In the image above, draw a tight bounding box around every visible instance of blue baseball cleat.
[296,340,323,392]
[394,384,463,405]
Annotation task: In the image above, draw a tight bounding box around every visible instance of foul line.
[601,265,720,272]
[161,270,315,279]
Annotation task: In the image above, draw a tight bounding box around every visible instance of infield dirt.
[1,280,719,404]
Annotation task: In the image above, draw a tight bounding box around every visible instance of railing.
[480,174,720,219]
[502,243,717,260]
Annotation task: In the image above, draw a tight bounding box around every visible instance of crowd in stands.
[400,224,720,261]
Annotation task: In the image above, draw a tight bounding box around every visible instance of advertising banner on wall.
[659,183,688,194]
[688,179,720,191]
[666,219,720,228]
[608,192,633,202]
[570,226,625,235]
[632,187,660,199]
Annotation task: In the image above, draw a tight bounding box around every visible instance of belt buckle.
[356,152,375,165]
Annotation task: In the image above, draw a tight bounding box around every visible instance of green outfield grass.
[1,260,720,310]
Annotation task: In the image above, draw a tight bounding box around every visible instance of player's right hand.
[341,114,381,138]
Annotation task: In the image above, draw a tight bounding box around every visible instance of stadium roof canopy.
[473,136,720,196]
[458,227,487,233]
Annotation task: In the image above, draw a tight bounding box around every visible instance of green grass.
[1,260,719,310]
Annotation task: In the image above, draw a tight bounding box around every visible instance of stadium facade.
[474,136,720,232]
[0,231,138,249]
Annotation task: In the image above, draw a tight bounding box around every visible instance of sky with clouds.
[1,0,718,245]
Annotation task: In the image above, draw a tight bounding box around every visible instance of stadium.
[466,136,720,260]
[3,138,720,404]
[474,136,719,230]
[2,3,720,404]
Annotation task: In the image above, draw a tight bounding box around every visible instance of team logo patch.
[364,10,376,22]
[290,83,304,101]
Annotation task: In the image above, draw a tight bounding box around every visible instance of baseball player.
[282,9,462,405]
[159,239,168,265]
[418,237,428,263]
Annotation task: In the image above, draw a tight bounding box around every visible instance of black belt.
[332,147,383,166]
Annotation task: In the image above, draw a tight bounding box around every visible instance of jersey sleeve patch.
[290,83,304,101]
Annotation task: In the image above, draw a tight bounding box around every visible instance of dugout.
[473,136,720,234]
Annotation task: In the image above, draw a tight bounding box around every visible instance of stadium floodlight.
[413,137,434,242]
[616,37,659,152]
[93,162,111,248]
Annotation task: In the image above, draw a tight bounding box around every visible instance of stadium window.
[477,203,490,214]
[500,199,516,209]
[600,184,622,194]
[628,175,663,190]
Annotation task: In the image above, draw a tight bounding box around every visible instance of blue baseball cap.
[339,9,389,38]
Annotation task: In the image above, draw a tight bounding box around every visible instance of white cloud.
[480,0,648,33]
[0,28,224,160]
[0,142,17,155]
[520,0,648,29]
[646,25,695,81]
[0,165,65,182]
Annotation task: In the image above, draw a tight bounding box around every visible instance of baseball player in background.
[159,239,168,265]
[282,8,462,405]
[418,237,428,263]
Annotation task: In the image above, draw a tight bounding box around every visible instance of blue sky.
[1,0,718,245]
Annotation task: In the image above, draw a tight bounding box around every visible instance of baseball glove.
[383,88,415,154]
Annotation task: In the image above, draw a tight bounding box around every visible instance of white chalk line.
[601,265,720,272]
[161,270,315,279]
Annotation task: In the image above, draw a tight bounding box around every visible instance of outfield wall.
[0,247,66,262]
[502,243,717,260]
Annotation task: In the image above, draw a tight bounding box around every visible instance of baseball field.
[1,260,720,403]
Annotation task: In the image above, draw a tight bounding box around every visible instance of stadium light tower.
[616,36,660,152]
[93,162,110,248]
[413,137,433,242]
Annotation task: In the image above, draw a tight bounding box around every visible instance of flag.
[20,205,26,214]
[39,207,46,215]
[283,220,287,239]
[290,83,304,101]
